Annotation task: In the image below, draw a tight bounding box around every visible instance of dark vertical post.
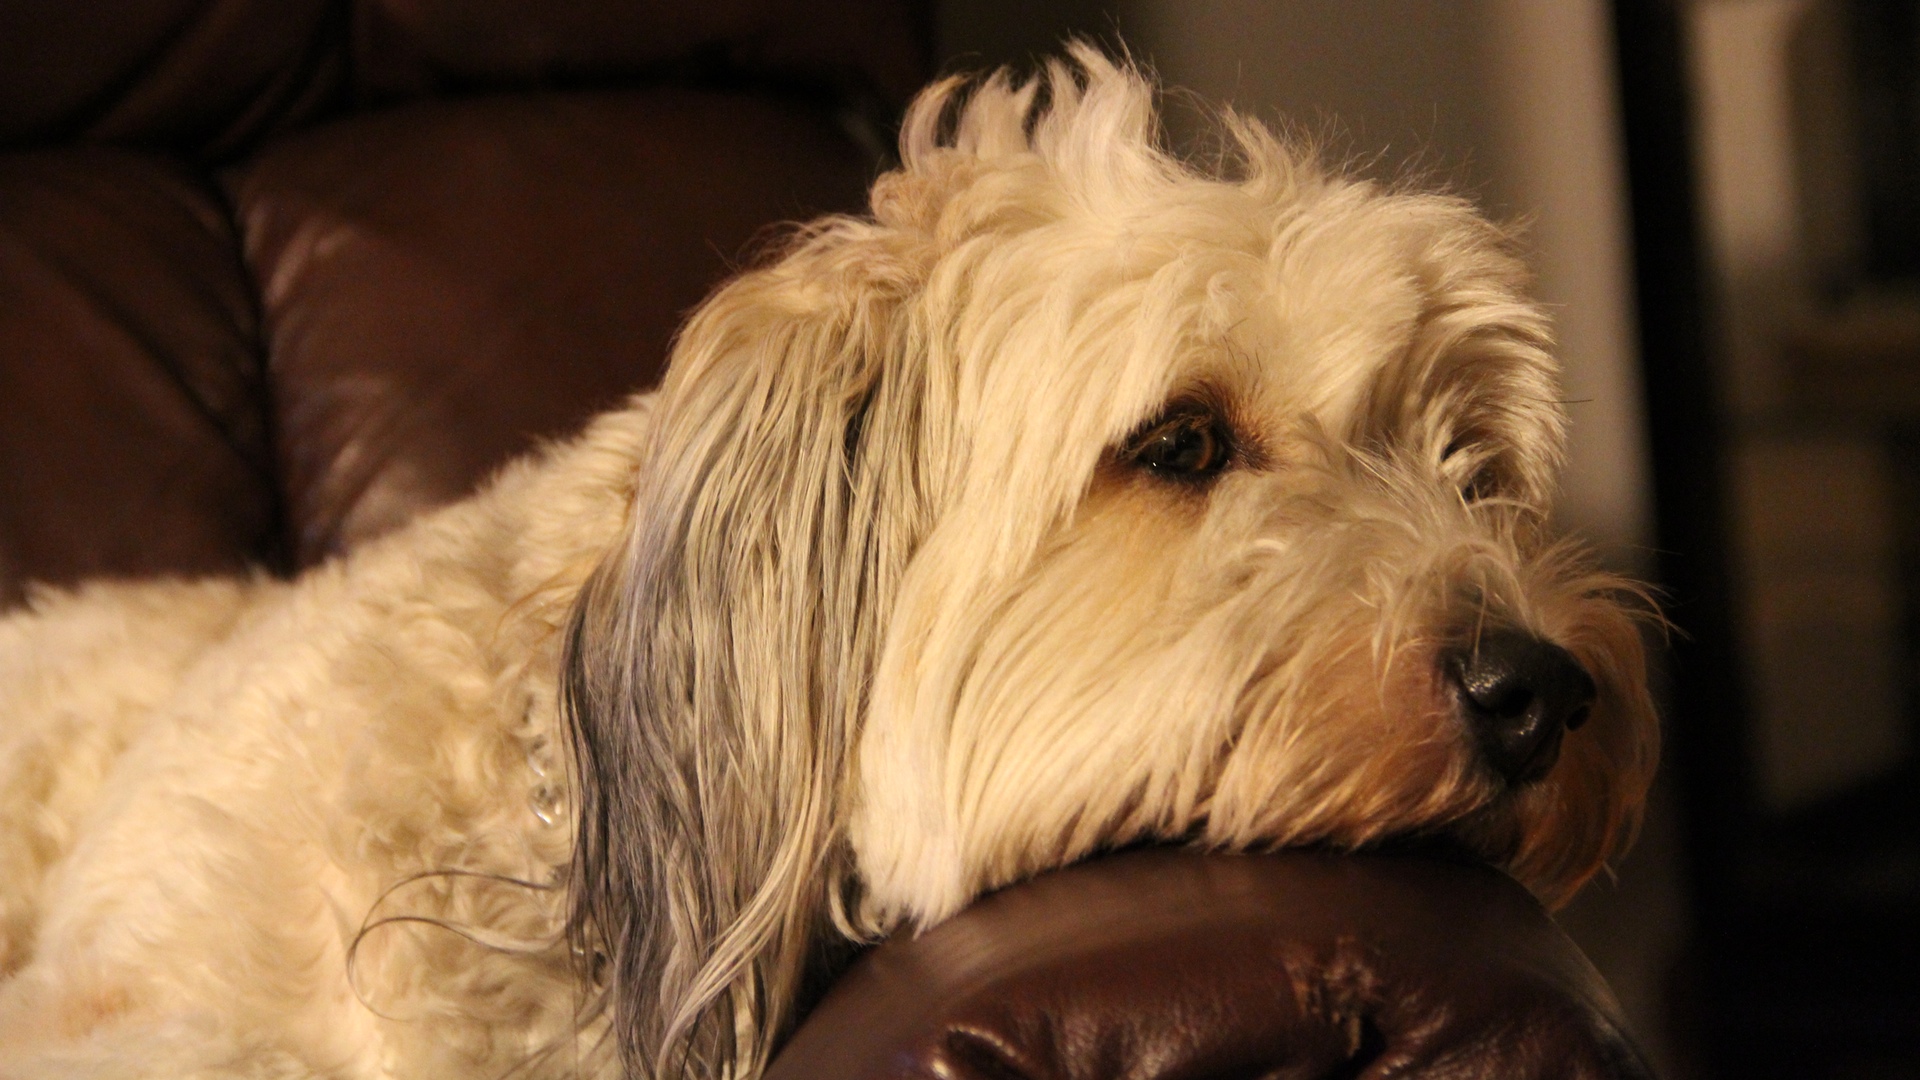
[1608,0,1754,921]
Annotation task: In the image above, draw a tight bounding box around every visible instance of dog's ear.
[560,222,930,1078]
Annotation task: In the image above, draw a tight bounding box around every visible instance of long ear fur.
[559,218,931,1078]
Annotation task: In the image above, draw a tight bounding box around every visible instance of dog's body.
[0,52,1657,1080]
[0,406,648,1078]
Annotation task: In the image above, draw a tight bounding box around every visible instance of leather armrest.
[768,848,1654,1080]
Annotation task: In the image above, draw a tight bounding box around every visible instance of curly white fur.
[0,49,1656,1080]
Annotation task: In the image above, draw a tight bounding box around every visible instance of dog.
[0,48,1657,1080]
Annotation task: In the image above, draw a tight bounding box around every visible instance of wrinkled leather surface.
[0,148,278,601]
[0,0,340,156]
[769,849,1655,1080]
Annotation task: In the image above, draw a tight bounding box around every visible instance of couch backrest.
[0,0,925,599]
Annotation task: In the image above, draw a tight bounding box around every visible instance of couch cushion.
[0,0,339,157]
[0,148,279,602]
[226,89,875,566]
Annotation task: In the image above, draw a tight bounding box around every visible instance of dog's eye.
[1130,408,1234,480]
[1462,466,1498,503]
[1442,437,1501,503]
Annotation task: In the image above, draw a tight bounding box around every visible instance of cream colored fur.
[0,404,649,1078]
[0,49,1656,1080]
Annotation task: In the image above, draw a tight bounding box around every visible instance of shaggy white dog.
[0,50,1656,1080]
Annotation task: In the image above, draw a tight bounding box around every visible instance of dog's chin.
[1340,829,1502,868]
[1086,800,1525,878]
[1414,801,1528,865]
[1440,774,1623,905]
[1191,775,1573,868]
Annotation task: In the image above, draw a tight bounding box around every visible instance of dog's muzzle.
[1445,629,1596,786]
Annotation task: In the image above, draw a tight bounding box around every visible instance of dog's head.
[563,47,1658,1079]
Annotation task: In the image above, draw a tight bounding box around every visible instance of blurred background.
[935,1,1920,1076]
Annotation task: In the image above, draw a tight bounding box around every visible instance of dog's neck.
[491,394,659,610]
[373,394,658,715]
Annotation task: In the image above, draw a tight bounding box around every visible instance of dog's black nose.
[1445,629,1596,785]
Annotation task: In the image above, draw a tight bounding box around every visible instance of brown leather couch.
[0,3,1655,1076]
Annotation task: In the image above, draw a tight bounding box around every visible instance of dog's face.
[846,70,1656,928]
[564,49,1657,1078]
